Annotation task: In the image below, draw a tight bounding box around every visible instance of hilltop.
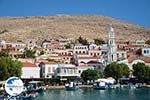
[0,15,149,43]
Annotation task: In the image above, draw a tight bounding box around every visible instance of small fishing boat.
[65,82,78,91]
[27,81,46,94]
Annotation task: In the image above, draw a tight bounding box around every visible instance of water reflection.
[35,88,150,100]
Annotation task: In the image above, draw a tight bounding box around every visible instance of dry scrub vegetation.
[0,15,149,42]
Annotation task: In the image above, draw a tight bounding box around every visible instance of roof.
[22,62,37,68]
[9,51,23,55]
[124,45,141,48]
[128,55,150,63]
[78,57,101,59]
[87,60,102,64]
[40,61,63,65]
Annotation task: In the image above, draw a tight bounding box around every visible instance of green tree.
[145,40,150,45]
[94,38,105,45]
[0,51,9,57]
[24,48,36,58]
[40,50,45,55]
[64,43,71,49]
[104,63,130,81]
[132,62,150,82]
[81,69,100,82]
[0,57,22,81]
[78,36,89,45]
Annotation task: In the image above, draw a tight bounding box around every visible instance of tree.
[40,50,45,55]
[24,48,36,58]
[145,40,150,45]
[64,43,71,49]
[104,63,130,81]
[94,38,105,45]
[132,62,150,82]
[0,51,9,57]
[78,36,89,45]
[0,57,22,81]
[81,69,100,82]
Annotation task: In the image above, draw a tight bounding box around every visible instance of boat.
[27,81,46,94]
[135,83,142,88]
[128,83,136,89]
[65,82,78,91]
[107,83,115,89]
[93,81,106,90]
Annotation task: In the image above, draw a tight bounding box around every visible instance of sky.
[0,0,150,27]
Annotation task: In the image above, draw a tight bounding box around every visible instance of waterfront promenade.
[42,84,150,89]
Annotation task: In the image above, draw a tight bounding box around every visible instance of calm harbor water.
[35,88,150,100]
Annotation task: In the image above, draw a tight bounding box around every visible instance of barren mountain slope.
[0,15,149,42]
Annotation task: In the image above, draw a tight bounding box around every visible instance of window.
[48,67,51,73]
[122,53,124,58]
[78,70,81,73]
[52,67,55,72]
[94,53,96,57]
[117,53,119,58]
[144,50,147,54]
[64,69,67,74]
[147,50,149,54]
[75,51,78,54]
[91,53,93,56]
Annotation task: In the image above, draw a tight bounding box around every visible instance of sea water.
[35,88,150,100]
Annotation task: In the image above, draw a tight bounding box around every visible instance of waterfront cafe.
[55,64,80,82]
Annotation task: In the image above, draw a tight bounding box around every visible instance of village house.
[142,47,150,57]
[2,41,26,52]
[58,38,73,46]
[39,62,62,78]
[77,64,94,76]
[73,45,88,54]
[9,51,24,58]
[127,40,145,46]
[39,62,79,80]
[21,62,40,79]
[128,55,150,70]
[26,39,37,50]
[0,40,6,50]
[55,64,79,80]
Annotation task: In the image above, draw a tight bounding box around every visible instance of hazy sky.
[0,0,149,27]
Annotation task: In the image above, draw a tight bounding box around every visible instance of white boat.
[65,82,78,91]
[93,81,106,90]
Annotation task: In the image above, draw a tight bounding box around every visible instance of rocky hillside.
[0,15,149,42]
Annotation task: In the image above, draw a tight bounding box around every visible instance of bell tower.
[108,25,117,63]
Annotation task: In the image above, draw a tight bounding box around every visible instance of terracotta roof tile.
[22,62,37,67]
[128,55,150,63]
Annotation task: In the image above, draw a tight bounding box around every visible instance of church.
[107,25,127,64]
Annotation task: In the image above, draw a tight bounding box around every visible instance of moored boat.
[93,81,106,90]
[65,82,78,91]
[135,83,142,88]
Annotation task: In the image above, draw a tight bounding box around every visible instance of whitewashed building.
[142,47,150,57]
[56,64,79,80]
[21,62,40,79]
[78,64,94,76]
[73,45,88,54]
[39,62,60,78]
